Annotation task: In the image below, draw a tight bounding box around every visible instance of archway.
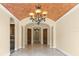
[20,17,55,48]
[25,23,50,47]
[33,27,41,44]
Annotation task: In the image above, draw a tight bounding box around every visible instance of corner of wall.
[56,4,78,23]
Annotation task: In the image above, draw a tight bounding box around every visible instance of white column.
[18,24,22,49]
[49,27,53,48]
[47,27,50,46]
[53,25,56,48]
[15,23,18,50]
[41,28,43,45]
[25,27,27,46]
[21,26,23,48]
[23,26,26,48]
[31,28,33,45]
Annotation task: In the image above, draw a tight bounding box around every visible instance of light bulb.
[29,12,34,16]
[42,11,48,15]
[35,9,41,14]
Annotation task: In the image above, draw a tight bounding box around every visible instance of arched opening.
[33,27,41,44]
[24,23,51,47]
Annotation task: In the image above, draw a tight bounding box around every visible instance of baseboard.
[3,52,10,56]
[56,48,72,56]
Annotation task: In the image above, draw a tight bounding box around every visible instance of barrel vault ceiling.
[2,3,76,21]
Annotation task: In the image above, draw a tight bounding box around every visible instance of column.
[41,28,43,45]
[47,27,50,46]
[53,26,56,48]
[23,26,26,48]
[49,27,53,48]
[31,28,33,45]
[25,27,27,46]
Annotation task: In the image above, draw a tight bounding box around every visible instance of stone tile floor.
[11,44,66,56]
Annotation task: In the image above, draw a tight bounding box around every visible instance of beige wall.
[0,4,20,55]
[0,5,10,55]
[56,4,79,56]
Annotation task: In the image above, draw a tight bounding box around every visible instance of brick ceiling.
[2,3,76,21]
